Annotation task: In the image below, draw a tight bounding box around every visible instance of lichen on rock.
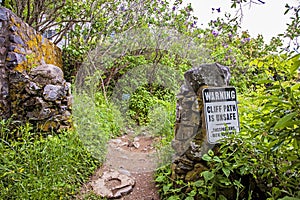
[0,7,66,129]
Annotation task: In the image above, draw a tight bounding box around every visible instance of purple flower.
[241,37,250,43]
[120,5,125,11]
[223,43,228,48]
[172,6,176,11]
[244,37,250,42]
[228,33,233,38]
[212,30,218,37]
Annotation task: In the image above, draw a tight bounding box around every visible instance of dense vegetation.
[155,54,300,199]
[0,121,100,199]
[1,0,300,199]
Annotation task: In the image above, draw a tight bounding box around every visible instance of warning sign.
[202,87,240,144]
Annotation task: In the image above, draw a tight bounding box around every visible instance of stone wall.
[171,63,230,182]
[0,7,71,132]
[0,7,62,71]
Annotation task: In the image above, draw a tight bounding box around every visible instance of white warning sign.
[202,87,240,144]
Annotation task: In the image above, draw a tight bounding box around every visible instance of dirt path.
[79,133,161,200]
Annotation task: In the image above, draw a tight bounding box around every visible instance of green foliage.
[283,3,300,51]
[148,99,177,166]
[155,165,185,199]
[0,122,99,200]
[155,54,300,199]
[60,0,198,81]
[192,16,282,93]
[128,84,175,125]
[73,91,123,161]
[81,193,107,200]
[5,1,300,199]
[94,92,123,138]
[235,54,300,198]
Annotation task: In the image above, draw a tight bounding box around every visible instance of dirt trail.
[79,133,161,200]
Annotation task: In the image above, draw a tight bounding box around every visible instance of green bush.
[155,54,300,200]
[128,84,175,125]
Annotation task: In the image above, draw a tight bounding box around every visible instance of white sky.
[185,0,297,43]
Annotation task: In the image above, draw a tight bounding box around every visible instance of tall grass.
[0,120,99,200]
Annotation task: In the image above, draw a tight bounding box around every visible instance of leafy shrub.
[128,84,175,125]
[155,54,300,200]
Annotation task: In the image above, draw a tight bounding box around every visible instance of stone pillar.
[0,7,10,118]
[171,63,230,182]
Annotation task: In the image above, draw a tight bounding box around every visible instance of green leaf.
[189,190,196,197]
[233,180,243,189]
[193,180,204,187]
[167,195,180,200]
[202,154,212,161]
[278,197,300,200]
[222,167,230,177]
[291,83,300,90]
[219,177,231,185]
[258,96,292,105]
[257,79,273,84]
[213,156,222,163]
[291,60,300,74]
[219,195,228,200]
[201,171,215,182]
[208,149,214,156]
[270,140,284,152]
[163,184,170,194]
[155,175,165,183]
[185,196,194,200]
[274,112,297,130]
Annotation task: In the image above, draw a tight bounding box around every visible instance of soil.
[78,132,161,200]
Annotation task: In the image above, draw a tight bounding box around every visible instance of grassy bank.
[0,122,100,200]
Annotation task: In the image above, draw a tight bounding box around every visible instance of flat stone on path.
[90,170,135,198]
[78,133,160,199]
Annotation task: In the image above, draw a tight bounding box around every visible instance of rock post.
[171,63,230,181]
